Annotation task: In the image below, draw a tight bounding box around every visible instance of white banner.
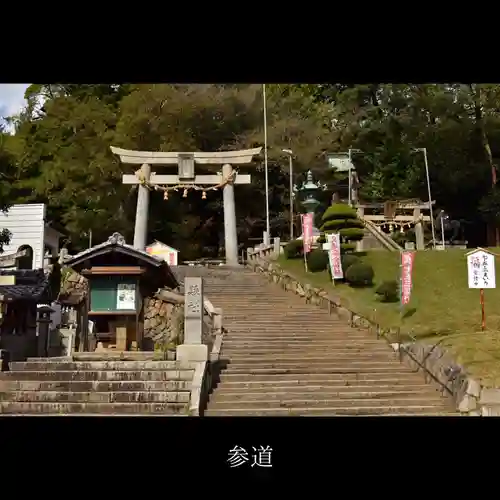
[327,233,343,279]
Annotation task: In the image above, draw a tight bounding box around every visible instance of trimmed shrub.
[341,243,356,253]
[321,203,358,222]
[317,233,326,244]
[320,203,364,254]
[375,280,400,303]
[307,249,329,272]
[345,262,375,287]
[341,254,360,273]
[284,239,303,259]
[322,219,364,231]
[339,227,365,241]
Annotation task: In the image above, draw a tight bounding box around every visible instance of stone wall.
[144,289,216,354]
[60,268,88,297]
[143,295,184,349]
[247,257,500,416]
[399,342,500,416]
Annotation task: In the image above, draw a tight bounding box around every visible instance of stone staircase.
[175,265,456,416]
[0,352,195,415]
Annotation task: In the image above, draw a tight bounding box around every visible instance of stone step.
[72,352,169,361]
[224,361,405,370]
[219,372,423,382]
[0,380,192,392]
[0,402,189,414]
[221,354,397,363]
[222,335,373,341]
[28,352,168,362]
[9,361,197,372]
[0,391,191,403]
[223,331,365,337]
[221,340,386,348]
[204,406,454,416]
[208,396,447,410]
[221,366,417,376]
[0,370,194,381]
[210,389,442,402]
[221,347,393,355]
[219,379,431,389]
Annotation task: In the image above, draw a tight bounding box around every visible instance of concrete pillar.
[273,237,281,257]
[357,206,365,252]
[414,208,424,250]
[133,163,151,250]
[415,222,424,250]
[263,231,270,246]
[222,164,239,266]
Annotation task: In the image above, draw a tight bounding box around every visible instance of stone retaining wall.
[247,257,500,416]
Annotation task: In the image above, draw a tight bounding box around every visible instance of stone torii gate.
[111,146,262,266]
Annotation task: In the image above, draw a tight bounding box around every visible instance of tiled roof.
[64,232,179,289]
[0,269,51,301]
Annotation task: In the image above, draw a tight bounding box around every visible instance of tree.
[0,125,18,252]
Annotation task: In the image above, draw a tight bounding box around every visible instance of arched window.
[17,245,34,270]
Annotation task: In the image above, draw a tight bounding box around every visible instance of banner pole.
[301,215,309,273]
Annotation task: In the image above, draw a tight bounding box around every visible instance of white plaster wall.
[0,204,46,269]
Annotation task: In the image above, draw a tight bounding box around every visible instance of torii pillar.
[111,147,262,266]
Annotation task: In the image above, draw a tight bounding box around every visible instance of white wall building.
[0,204,63,270]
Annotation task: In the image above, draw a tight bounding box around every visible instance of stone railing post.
[213,307,223,334]
[273,237,281,258]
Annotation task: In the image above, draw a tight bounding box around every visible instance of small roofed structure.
[63,232,179,352]
[0,268,60,360]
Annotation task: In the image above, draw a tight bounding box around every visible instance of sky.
[0,83,29,128]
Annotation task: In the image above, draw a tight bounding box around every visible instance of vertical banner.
[400,251,415,306]
[301,213,314,254]
[327,233,343,280]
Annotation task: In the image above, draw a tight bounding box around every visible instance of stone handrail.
[247,237,282,262]
[246,256,500,416]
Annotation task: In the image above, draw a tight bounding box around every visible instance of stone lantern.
[293,170,327,241]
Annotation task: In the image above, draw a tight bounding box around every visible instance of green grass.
[278,249,500,386]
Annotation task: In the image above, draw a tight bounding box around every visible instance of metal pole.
[348,149,352,206]
[440,211,446,250]
[263,84,270,241]
[289,154,294,240]
[422,148,436,249]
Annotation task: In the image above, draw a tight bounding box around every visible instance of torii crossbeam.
[111,146,262,266]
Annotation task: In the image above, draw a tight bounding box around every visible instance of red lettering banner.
[301,213,314,254]
[401,251,415,305]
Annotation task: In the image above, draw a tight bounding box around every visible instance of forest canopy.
[1,83,499,257]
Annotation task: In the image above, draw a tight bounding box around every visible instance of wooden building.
[63,233,179,351]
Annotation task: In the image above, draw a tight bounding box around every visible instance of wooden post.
[480,288,486,331]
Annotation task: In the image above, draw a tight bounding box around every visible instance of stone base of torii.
[111,147,262,266]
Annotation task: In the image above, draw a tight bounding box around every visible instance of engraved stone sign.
[184,276,203,344]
